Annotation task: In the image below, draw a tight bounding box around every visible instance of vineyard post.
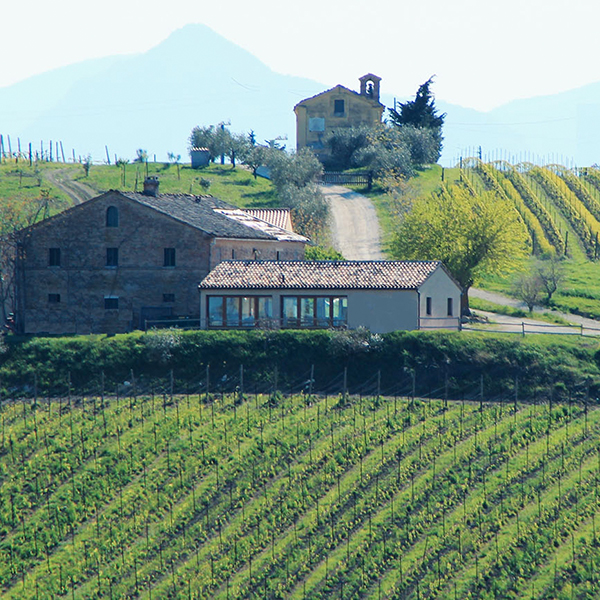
[170,370,174,407]
[205,363,210,407]
[309,364,314,400]
[480,375,484,411]
[240,364,244,401]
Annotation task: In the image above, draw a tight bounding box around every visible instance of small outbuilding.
[199,260,462,333]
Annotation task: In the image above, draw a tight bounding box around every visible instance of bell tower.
[359,73,382,102]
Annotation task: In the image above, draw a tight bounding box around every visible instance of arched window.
[106,206,119,227]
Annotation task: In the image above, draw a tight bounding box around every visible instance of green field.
[1,387,600,599]
[0,159,277,210]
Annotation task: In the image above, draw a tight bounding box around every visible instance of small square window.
[163,293,175,303]
[104,297,119,310]
[334,99,345,116]
[49,248,61,267]
[48,293,61,304]
[106,248,118,267]
[164,248,176,267]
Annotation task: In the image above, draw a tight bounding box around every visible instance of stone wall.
[17,192,213,334]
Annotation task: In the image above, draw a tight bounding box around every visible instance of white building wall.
[418,266,462,330]
[345,289,418,332]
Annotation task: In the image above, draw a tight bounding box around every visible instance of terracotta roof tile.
[199,260,443,290]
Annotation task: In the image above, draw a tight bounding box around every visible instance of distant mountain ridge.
[1,23,600,167]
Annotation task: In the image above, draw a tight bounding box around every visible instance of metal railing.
[320,171,373,189]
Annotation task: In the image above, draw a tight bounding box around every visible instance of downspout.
[416,290,421,331]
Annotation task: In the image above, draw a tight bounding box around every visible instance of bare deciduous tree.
[0,192,55,327]
[513,272,543,313]
[537,257,564,304]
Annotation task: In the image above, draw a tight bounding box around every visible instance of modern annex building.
[199,260,462,333]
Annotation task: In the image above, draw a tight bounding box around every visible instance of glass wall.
[282,296,347,328]
[207,296,272,328]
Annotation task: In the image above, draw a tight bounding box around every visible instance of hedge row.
[1,329,600,401]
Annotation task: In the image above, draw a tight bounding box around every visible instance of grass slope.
[0,160,277,211]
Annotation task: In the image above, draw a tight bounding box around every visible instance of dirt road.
[321,184,384,260]
[470,287,600,330]
[44,169,97,205]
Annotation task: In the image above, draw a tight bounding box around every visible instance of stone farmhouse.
[199,260,462,333]
[16,178,307,335]
[294,74,385,162]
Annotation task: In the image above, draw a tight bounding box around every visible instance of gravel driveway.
[320,184,384,260]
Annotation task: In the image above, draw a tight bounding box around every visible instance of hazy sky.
[4,0,600,111]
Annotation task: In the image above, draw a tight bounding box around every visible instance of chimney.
[143,176,160,196]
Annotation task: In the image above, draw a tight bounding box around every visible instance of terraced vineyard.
[460,159,600,261]
[1,387,600,599]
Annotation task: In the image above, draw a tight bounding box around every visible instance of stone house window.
[163,293,175,303]
[163,248,176,267]
[447,298,454,317]
[334,99,345,116]
[48,248,61,267]
[426,296,432,316]
[106,248,119,267]
[106,206,119,227]
[104,296,119,310]
[48,293,61,304]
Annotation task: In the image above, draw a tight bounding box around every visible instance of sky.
[3,0,600,111]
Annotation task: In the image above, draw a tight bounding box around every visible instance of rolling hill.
[3,24,600,167]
